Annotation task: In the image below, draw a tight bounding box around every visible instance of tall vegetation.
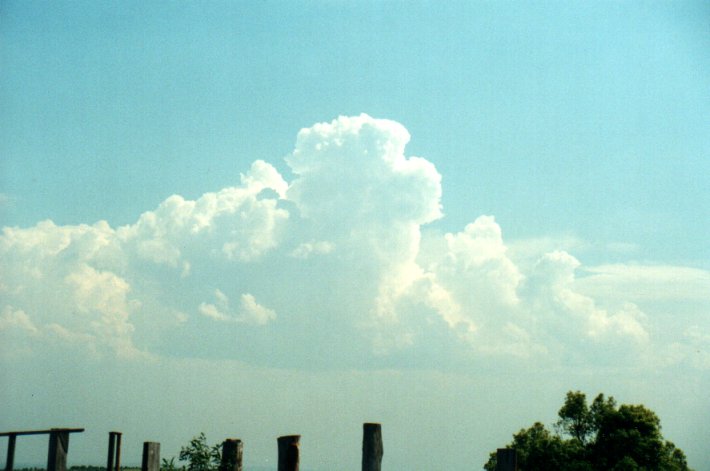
[484,391,691,470]
[159,433,221,471]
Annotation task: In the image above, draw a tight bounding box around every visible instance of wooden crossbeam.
[0,428,84,437]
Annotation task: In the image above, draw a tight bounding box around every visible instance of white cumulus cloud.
[199,290,276,325]
[1,114,702,370]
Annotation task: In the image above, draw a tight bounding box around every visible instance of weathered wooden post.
[47,430,70,471]
[362,423,383,471]
[277,435,300,471]
[107,432,122,471]
[495,448,517,471]
[141,442,160,471]
[5,434,16,471]
[220,439,243,471]
[107,433,115,471]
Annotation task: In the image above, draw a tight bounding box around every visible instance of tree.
[178,433,221,471]
[484,391,691,471]
[555,391,593,445]
[483,422,586,471]
[592,403,663,469]
[660,441,691,471]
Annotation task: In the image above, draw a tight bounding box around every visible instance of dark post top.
[0,429,85,437]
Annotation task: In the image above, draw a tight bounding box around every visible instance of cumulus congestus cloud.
[1,114,708,369]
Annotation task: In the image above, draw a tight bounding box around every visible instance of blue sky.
[1,1,709,470]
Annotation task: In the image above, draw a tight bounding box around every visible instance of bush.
[178,433,221,471]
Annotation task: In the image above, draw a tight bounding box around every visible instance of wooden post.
[47,430,70,471]
[496,448,517,471]
[5,434,16,471]
[141,442,160,471]
[361,423,383,471]
[107,432,122,471]
[220,439,243,471]
[277,435,300,471]
[114,433,122,471]
[107,433,115,471]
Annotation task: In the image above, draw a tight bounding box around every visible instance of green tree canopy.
[484,391,690,471]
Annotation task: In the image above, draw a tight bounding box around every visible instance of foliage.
[161,457,179,471]
[555,391,593,445]
[484,391,691,471]
[178,433,222,471]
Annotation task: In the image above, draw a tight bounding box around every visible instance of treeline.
[16,467,142,471]
[485,391,692,470]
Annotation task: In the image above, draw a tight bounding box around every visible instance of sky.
[1,1,709,470]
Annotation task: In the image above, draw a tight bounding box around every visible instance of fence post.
[277,435,300,471]
[362,423,383,471]
[106,434,115,471]
[220,439,243,471]
[115,433,122,471]
[47,430,70,471]
[5,434,16,471]
[107,432,122,471]
[142,442,160,471]
[495,448,517,471]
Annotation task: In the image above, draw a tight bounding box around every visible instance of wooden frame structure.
[0,428,84,471]
[0,422,406,471]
